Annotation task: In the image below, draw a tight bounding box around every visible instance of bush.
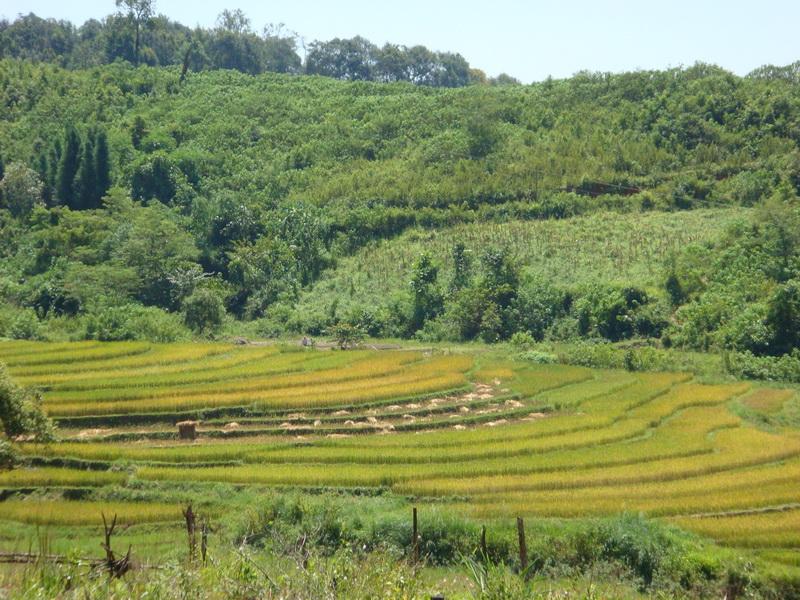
[9,308,42,340]
[84,304,188,342]
[724,349,800,382]
[518,350,558,364]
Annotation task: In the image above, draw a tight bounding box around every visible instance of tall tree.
[409,252,442,333]
[56,125,80,208]
[75,133,96,210]
[450,242,472,292]
[35,151,52,205]
[94,129,111,205]
[115,0,154,65]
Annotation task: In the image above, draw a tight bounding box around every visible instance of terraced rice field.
[0,340,799,564]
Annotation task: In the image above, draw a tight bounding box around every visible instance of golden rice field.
[0,340,799,563]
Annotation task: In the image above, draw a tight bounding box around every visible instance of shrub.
[0,438,17,468]
[0,363,54,441]
[509,331,536,349]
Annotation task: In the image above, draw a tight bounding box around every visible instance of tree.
[56,125,80,208]
[206,10,266,75]
[183,288,225,334]
[115,0,154,65]
[75,133,96,210]
[131,116,147,150]
[450,242,471,292]
[756,183,800,282]
[226,235,297,317]
[112,203,200,308]
[131,153,183,204]
[374,43,409,82]
[306,37,376,81]
[0,162,44,218]
[767,279,800,354]
[409,252,442,333]
[490,73,521,86]
[480,247,519,309]
[94,129,112,204]
[215,9,250,34]
[261,28,302,74]
[328,322,364,349]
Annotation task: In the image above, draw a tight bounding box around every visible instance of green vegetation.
[0,52,800,366]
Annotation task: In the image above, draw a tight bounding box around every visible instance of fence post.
[480,525,487,560]
[182,503,197,562]
[516,516,527,575]
[412,506,419,564]
[201,518,208,564]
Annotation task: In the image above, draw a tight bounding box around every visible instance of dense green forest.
[1,33,800,378]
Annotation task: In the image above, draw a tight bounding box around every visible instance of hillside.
[0,59,799,370]
[294,208,748,330]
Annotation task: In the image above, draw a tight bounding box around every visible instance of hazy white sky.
[2,0,798,82]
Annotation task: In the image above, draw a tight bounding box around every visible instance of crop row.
[17,345,285,388]
[0,340,103,360]
[44,351,424,404]
[329,371,686,450]
[8,343,228,378]
[0,500,182,526]
[1,342,152,369]
[46,361,471,416]
[671,509,800,548]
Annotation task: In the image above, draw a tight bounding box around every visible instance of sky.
[2,0,798,82]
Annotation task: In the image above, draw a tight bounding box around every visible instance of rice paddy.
[1,340,799,565]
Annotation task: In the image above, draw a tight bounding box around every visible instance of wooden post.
[201,518,208,564]
[480,525,487,560]
[182,503,197,562]
[516,516,527,575]
[412,506,419,564]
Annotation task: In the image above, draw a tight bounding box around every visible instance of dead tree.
[101,513,131,578]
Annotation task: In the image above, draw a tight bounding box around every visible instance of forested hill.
[1,58,800,373]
